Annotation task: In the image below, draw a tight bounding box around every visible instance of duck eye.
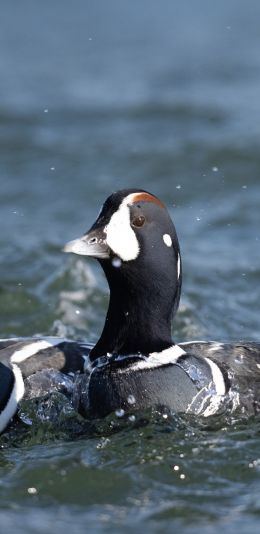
[132,215,145,228]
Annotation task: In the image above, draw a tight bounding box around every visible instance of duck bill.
[63,229,110,259]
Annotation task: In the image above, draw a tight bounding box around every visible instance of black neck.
[90,261,179,361]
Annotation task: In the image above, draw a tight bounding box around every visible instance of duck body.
[1,188,260,433]
[1,337,260,433]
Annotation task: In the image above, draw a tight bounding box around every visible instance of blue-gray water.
[1,1,260,532]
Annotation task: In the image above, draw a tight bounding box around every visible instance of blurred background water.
[0,0,260,532]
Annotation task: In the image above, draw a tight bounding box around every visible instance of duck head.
[64,189,182,360]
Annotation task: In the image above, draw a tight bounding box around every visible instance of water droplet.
[115,408,125,418]
[96,437,110,449]
[27,487,37,495]
[212,166,218,172]
[176,184,181,189]
[127,395,136,405]
[128,415,136,422]
[112,257,122,268]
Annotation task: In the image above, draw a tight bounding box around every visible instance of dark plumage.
[1,189,260,433]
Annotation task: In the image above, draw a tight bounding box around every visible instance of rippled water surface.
[1,1,260,532]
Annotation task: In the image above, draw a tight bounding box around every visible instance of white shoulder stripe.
[204,357,226,395]
[11,338,64,364]
[207,343,224,352]
[179,340,212,346]
[0,364,24,434]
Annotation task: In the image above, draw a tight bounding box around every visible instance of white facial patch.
[163,233,172,247]
[105,196,140,261]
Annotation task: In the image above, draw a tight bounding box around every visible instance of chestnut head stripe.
[129,192,165,208]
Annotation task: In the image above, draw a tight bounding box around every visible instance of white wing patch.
[11,338,65,364]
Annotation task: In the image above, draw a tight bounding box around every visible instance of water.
[1,0,260,531]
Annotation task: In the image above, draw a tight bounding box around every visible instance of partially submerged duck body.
[1,189,260,433]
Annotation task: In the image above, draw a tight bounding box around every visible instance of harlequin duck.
[1,189,260,433]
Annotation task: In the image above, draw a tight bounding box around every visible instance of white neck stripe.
[127,345,186,372]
